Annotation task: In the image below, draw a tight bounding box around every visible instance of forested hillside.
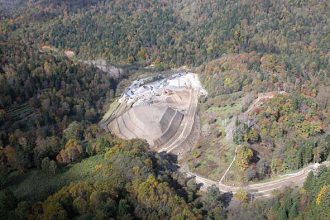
[0,0,330,219]
[0,37,122,181]
[268,167,330,220]
[0,138,221,219]
[2,0,330,70]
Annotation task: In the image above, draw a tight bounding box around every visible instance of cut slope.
[108,105,183,146]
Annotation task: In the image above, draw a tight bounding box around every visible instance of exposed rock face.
[108,106,183,146]
[83,59,123,78]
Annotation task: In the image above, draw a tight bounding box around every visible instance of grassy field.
[6,154,104,202]
[183,94,242,181]
[206,102,242,119]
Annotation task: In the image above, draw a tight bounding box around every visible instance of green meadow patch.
[6,154,104,202]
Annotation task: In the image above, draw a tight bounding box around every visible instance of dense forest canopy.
[0,0,329,219]
[1,0,329,72]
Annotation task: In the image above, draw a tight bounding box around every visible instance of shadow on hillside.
[221,192,234,208]
[155,151,179,172]
[154,151,234,207]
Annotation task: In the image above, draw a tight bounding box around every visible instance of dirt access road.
[185,161,329,199]
[157,89,199,153]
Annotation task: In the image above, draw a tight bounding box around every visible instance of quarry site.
[100,72,207,157]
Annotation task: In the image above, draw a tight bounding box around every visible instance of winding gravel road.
[185,161,330,199]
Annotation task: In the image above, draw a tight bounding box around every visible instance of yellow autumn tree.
[56,139,83,164]
[236,146,253,170]
[235,188,249,203]
[316,185,329,206]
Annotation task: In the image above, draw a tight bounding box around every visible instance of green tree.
[63,121,83,141]
[0,189,17,219]
[49,160,57,175]
[41,157,50,173]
